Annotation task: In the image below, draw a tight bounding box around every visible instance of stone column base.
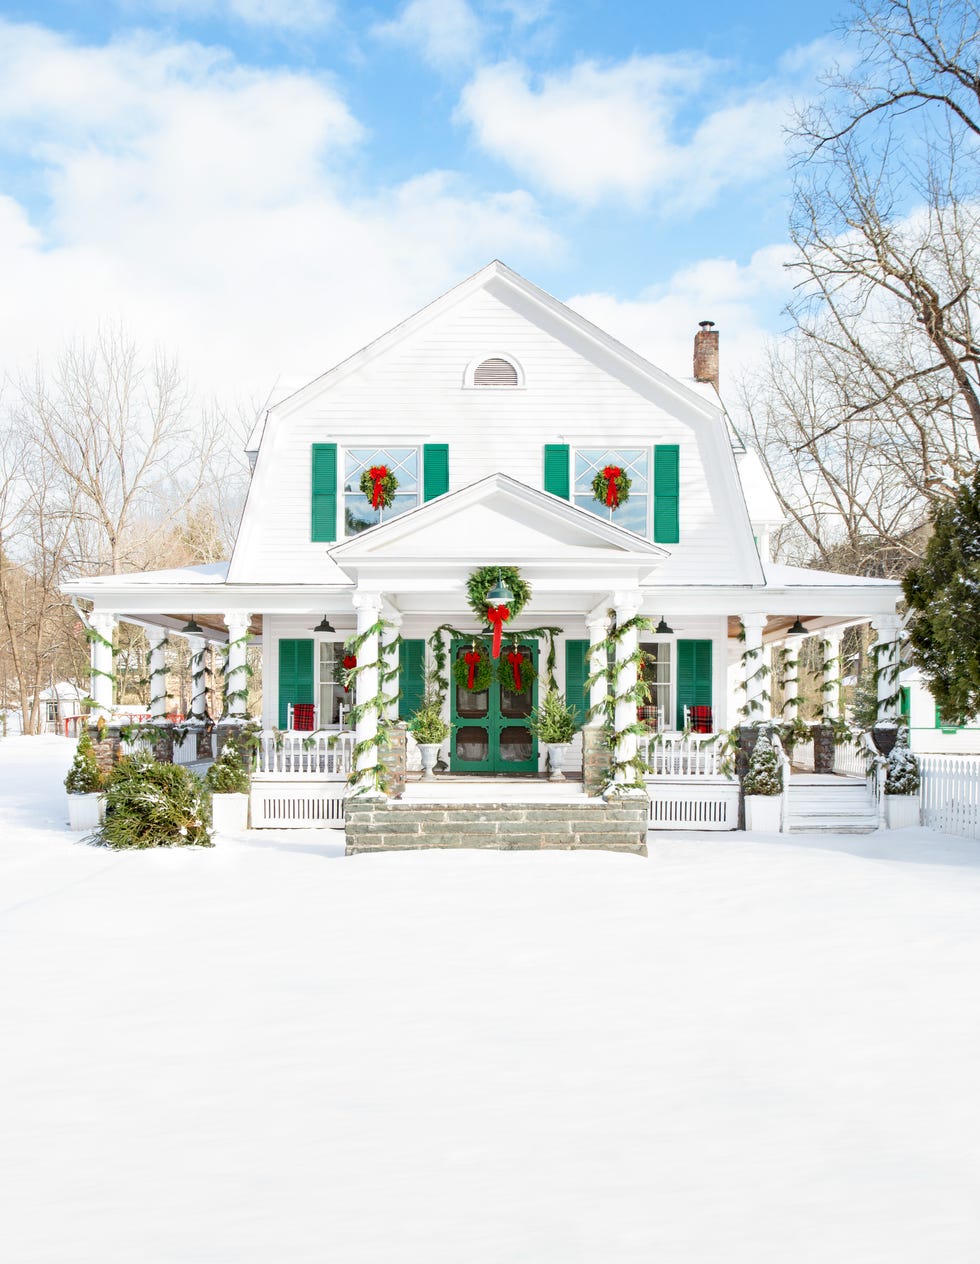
[811,723,835,774]
[87,724,123,775]
[582,726,612,797]
[380,724,407,798]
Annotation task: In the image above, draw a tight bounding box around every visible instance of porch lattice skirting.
[344,798,649,855]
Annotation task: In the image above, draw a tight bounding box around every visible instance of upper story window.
[344,446,420,536]
[465,355,524,388]
[573,447,650,537]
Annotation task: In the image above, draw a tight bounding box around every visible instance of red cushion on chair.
[688,706,712,733]
[291,703,316,731]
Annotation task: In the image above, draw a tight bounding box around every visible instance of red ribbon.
[603,465,622,508]
[486,605,510,659]
[506,649,524,692]
[342,653,357,693]
[464,649,482,689]
[368,465,389,510]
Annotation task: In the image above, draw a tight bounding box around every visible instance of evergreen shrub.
[95,756,212,849]
[64,732,104,795]
[205,734,252,795]
[885,727,921,796]
[742,727,783,796]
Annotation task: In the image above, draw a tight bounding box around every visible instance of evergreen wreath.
[359,465,399,510]
[453,648,493,691]
[591,464,631,510]
[465,565,531,622]
[498,647,537,694]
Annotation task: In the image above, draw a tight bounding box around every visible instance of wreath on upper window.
[453,648,493,692]
[360,465,399,510]
[591,464,631,510]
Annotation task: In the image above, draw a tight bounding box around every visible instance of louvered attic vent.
[473,357,519,386]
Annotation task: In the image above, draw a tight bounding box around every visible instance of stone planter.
[545,742,573,782]
[745,794,782,833]
[67,792,103,832]
[211,792,249,834]
[885,794,920,829]
[417,743,442,781]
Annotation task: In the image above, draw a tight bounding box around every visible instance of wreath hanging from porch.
[498,647,537,694]
[466,565,532,658]
[453,647,493,692]
[592,465,631,510]
[359,465,399,510]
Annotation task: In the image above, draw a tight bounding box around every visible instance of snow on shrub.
[742,727,783,797]
[94,755,212,849]
[205,734,252,796]
[64,731,104,795]
[885,727,920,796]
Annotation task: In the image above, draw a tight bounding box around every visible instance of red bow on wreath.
[463,649,482,689]
[486,605,510,659]
[602,465,623,508]
[506,649,525,692]
[342,653,357,693]
[368,465,389,510]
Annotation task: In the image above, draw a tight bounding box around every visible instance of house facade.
[63,262,902,842]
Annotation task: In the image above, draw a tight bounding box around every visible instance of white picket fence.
[919,755,980,841]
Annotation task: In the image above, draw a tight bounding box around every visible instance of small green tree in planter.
[64,731,106,831]
[94,755,212,849]
[884,726,921,829]
[742,727,783,832]
[408,688,451,781]
[205,734,252,833]
[528,689,578,781]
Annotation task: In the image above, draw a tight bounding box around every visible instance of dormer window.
[465,355,524,387]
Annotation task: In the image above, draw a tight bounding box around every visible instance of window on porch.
[318,642,349,726]
[639,641,671,731]
[344,447,420,535]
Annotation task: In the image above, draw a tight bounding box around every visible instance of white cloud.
[457,56,790,209]
[0,21,556,403]
[373,0,484,69]
[121,0,337,32]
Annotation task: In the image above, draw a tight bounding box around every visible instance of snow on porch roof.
[63,561,231,589]
[764,560,900,589]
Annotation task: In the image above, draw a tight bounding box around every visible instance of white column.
[149,630,169,723]
[187,635,208,722]
[610,591,643,790]
[352,591,384,795]
[586,614,610,727]
[821,631,843,721]
[781,640,799,718]
[871,614,902,725]
[222,612,252,722]
[740,613,771,722]
[381,608,403,721]
[89,611,116,722]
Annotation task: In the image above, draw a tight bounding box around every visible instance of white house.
[899,666,980,755]
[63,262,902,844]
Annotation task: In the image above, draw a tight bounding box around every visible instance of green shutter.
[654,444,680,543]
[311,444,337,542]
[564,639,589,730]
[278,638,314,728]
[398,639,426,721]
[544,444,570,499]
[900,686,911,720]
[423,444,449,501]
[675,639,712,730]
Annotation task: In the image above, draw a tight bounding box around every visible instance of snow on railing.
[789,737,814,772]
[919,755,980,841]
[833,740,867,778]
[253,729,353,779]
[638,732,723,777]
[862,731,887,829]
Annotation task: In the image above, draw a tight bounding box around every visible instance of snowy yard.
[3,737,980,1264]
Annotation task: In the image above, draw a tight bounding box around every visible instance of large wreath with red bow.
[497,647,537,694]
[465,565,531,658]
[359,465,399,510]
[591,464,632,510]
[452,648,493,692]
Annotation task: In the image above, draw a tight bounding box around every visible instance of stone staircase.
[784,775,879,834]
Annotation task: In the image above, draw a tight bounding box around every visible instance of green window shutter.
[311,444,337,543]
[544,444,570,499]
[423,444,449,501]
[398,639,426,722]
[675,638,712,730]
[564,639,589,730]
[900,686,911,720]
[278,638,314,729]
[654,444,680,543]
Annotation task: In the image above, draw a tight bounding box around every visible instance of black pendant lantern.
[655,616,673,635]
[787,616,808,636]
[312,615,336,633]
[180,616,204,635]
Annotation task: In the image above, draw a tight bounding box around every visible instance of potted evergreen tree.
[528,689,578,781]
[408,689,451,780]
[884,726,921,828]
[205,734,252,832]
[743,726,783,832]
[64,731,105,830]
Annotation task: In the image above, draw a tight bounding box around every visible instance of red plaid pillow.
[688,706,712,733]
[291,703,316,731]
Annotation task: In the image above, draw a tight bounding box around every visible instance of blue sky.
[0,1,852,400]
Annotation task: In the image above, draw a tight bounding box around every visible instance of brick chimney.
[693,320,719,388]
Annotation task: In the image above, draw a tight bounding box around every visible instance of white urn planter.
[67,792,103,831]
[545,742,573,782]
[417,743,442,781]
[211,792,249,834]
[885,794,920,829]
[745,794,782,833]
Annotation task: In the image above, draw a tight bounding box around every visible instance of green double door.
[450,639,538,774]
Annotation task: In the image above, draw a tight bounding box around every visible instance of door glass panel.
[499,726,533,762]
[456,727,489,762]
[455,648,489,717]
[500,681,533,718]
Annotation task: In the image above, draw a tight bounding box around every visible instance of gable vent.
[473,357,519,386]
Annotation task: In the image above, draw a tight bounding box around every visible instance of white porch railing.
[771,729,790,833]
[173,730,201,765]
[638,732,724,777]
[253,729,353,780]
[919,755,980,840]
[833,739,867,778]
[789,737,814,772]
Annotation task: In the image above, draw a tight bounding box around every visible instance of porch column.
[586,613,610,726]
[88,611,116,721]
[780,640,800,720]
[820,631,843,721]
[381,607,403,721]
[149,630,169,723]
[222,612,252,722]
[610,591,643,790]
[740,613,771,722]
[352,591,385,796]
[187,635,209,722]
[872,614,902,725]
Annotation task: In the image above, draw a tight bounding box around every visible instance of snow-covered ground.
[3,736,980,1263]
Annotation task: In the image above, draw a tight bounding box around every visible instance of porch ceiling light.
[787,616,808,636]
[313,615,336,633]
[487,570,514,606]
[180,616,204,635]
[655,616,673,635]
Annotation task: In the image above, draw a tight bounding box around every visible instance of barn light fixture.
[655,616,673,635]
[312,615,336,633]
[180,616,204,635]
[787,617,808,636]
[486,570,514,606]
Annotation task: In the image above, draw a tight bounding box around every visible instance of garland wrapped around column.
[584,611,655,790]
[221,631,253,716]
[344,618,400,795]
